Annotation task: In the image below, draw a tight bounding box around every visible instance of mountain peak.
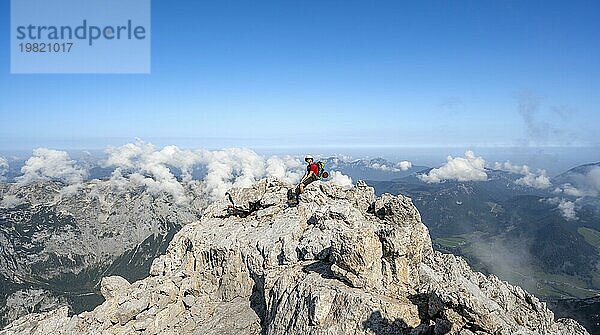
[2,178,588,334]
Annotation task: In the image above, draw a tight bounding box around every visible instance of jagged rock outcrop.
[1,178,589,334]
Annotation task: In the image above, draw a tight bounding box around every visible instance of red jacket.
[308,163,319,176]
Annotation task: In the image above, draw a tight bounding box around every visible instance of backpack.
[315,161,327,179]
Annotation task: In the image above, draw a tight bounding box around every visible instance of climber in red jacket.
[298,155,319,194]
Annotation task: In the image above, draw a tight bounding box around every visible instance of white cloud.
[5,141,413,204]
[330,170,352,187]
[369,162,395,171]
[0,157,8,182]
[397,160,412,171]
[558,183,586,197]
[493,161,551,189]
[266,155,303,184]
[418,150,487,183]
[105,140,202,179]
[542,197,578,221]
[368,160,412,172]
[200,149,305,200]
[493,161,531,175]
[104,141,201,203]
[0,195,26,208]
[558,200,578,221]
[16,148,87,186]
[555,167,600,197]
[103,140,306,202]
[199,148,268,199]
[515,173,551,189]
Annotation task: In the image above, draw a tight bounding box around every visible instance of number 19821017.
[19,43,73,53]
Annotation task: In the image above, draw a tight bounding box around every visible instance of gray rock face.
[0,289,67,328]
[1,178,589,334]
[0,180,206,326]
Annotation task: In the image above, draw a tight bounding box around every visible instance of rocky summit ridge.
[1,178,589,334]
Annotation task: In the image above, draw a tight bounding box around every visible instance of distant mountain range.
[322,156,428,181]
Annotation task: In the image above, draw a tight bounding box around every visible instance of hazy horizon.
[1,141,598,176]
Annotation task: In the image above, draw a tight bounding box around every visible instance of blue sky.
[1,0,599,150]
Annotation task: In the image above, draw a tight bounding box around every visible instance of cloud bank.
[368,160,412,172]
[493,161,551,189]
[8,142,355,204]
[397,161,412,171]
[16,149,87,186]
[542,197,578,221]
[104,141,202,203]
[330,170,352,187]
[199,148,302,200]
[102,140,344,202]
[555,166,600,197]
[419,150,487,183]
[557,200,578,221]
[515,173,551,189]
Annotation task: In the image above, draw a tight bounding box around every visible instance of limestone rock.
[100,276,131,301]
[330,228,383,289]
[1,179,589,335]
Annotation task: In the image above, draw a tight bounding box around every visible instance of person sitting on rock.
[297,155,319,195]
